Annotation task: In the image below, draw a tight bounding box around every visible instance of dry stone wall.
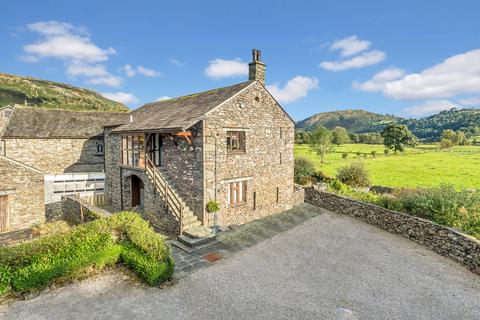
[305,186,480,276]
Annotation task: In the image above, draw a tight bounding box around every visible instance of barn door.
[0,196,9,232]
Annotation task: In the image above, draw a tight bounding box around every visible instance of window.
[227,180,247,207]
[96,141,104,155]
[147,133,162,166]
[227,131,246,153]
[121,135,145,167]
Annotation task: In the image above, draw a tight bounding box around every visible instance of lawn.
[294,144,480,189]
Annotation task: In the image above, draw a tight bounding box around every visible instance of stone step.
[182,214,200,224]
[183,226,215,239]
[183,220,202,229]
[177,234,216,248]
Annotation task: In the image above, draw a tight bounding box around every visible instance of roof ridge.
[12,105,129,114]
[145,80,254,106]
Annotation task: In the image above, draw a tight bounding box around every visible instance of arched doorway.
[130,175,144,208]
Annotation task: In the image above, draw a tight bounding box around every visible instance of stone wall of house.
[161,122,204,217]
[103,128,180,235]
[305,186,480,276]
[203,81,295,227]
[2,137,104,173]
[0,156,45,231]
[0,107,12,133]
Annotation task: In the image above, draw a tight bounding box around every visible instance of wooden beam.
[176,131,192,145]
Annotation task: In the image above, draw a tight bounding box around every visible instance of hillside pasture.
[294,144,480,189]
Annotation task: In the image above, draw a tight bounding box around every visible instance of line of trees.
[295,127,384,145]
[303,124,419,162]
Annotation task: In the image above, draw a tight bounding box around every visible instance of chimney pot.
[248,48,266,84]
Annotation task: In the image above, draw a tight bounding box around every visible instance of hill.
[297,108,480,141]
[0,73,129,112]
[296,109,399,133]
[400,108,480,140]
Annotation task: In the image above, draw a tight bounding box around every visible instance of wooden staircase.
[145,155,202,234]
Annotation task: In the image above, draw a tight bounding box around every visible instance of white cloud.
[123,64,136,77]
[459,96,480,106]
[156,96,171,101]
[66,61,122,87]
[375,49,480,100]
[266,76,319,103]
[204,58,248,80]
[24,21,115,63]
[137,66,161,77]
[169,58,185,67]
[320,50,386,71]
[122,64,161,77]
[402,100,458,117]
[353,67,406,91]
[22,21,122,88]
[330,35,371,57]
[101,92,139,105]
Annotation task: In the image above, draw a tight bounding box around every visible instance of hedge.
[0,212,174,295]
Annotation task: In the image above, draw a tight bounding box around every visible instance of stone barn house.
[0,106,127,232]
[105,50,296,235]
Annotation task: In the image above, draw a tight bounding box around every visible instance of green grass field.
[294,144,480,189]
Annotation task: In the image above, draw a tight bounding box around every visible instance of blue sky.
[1,0,480,121]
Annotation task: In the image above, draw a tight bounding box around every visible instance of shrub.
[342,153,348,160]
[299,176,317,186]
[384,148,390,156]
[336,162,370,187]
[206,200,220,213]
[294,157,315,183]
[371,151,377,158]
[0,212,174,295]
[312,171,333,183]
[439,138,454,149]
[328,179,350,193]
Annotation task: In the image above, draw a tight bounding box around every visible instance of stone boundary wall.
[304,186,480,276]
[61,195,112,224]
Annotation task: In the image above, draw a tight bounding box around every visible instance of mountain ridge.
[0,72,129,112]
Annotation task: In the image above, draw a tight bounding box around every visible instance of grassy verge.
[0,212,174,296]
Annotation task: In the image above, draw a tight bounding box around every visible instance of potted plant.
[206,200,220,233]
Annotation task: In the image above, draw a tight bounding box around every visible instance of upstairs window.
[96,141,104,155]
[227,181,247,207]
[227,131,246,153]
[2,110,11,118]
[121,135,145,167]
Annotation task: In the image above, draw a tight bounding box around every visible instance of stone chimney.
[248,49,266,84]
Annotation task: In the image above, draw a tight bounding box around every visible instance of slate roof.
[112,81,254,133]
[1,107,129,139]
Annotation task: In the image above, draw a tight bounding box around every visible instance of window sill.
[229,203,247,209]
[227,151,246,155]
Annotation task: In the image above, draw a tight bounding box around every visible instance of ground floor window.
[227,180,247,207]
[0,195,9,232]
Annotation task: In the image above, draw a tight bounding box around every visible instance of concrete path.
[2,204,480,320]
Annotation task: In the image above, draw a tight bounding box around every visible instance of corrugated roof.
[1,107,129,138]
[112,81,254,133]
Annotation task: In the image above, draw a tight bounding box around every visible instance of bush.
[294,157,315,183]
[439,138,454,149]
[371,151,377,158]
[0,212,174,295]
[298,176,317,186]
[336,162,370,187]
[342,153,348,160]
[206,200,220,213]
[384,148,390,156]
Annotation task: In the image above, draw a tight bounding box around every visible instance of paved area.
[2,203,480,320]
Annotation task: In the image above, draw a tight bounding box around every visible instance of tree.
[381,124,418,153]
[332,126,350,146]
[439,139,454,149]
[309,126,334,163]
[349,133,360,143]
[441,129,457,143]
[456,131,468,146]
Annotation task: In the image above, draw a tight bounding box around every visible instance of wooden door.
[0,196,9,232]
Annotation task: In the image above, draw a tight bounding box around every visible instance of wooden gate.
[0,195,9,232]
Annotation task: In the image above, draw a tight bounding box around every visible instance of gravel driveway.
[2,204,480,320]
